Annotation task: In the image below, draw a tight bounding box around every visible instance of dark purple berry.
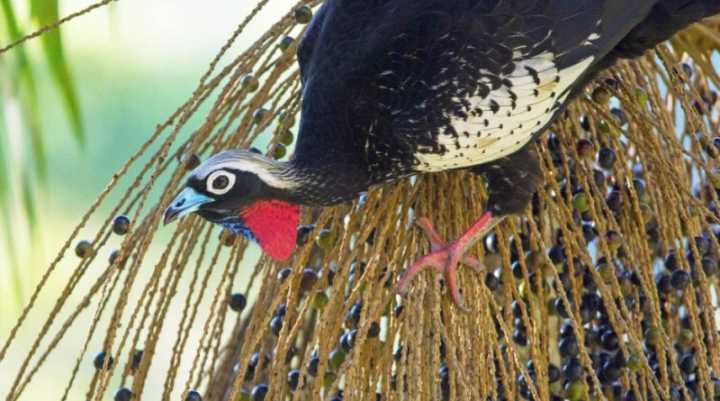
[512,328,528,346]
[485,272,500,290]
[695,236,711,255]
[270,316,283,336]
[549,245,566,264]
[307,351,319,376]
[296,224,315,246]
[131,349,143,373]
[340,330,356,352]
[229,293,246,312]
[300,268,319,291]
[670,270,690,291]
[288,369,300,391]
[702,257,718,276]
[548,363,560,383]
[93,351,114,370]
[679,353,696,374]
[112,215,131,235]
[559,336,579,357]
[599,362,620,384]
[598,148,617,170]
[368,322,380,338]
[186,390,202,401]
[576,139,594,159]
[601,330,619,350]
[562,358,583,381]
[275,303,287,317]
[656,273,673,294]
[277,267,292,282]
[114,388,132,401]
[345,301,362,327]
[251,383,269,401]
[610,108,628,126]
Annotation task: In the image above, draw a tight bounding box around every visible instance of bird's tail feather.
[612,0,720,59]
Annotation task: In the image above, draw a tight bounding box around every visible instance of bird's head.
[163,149,300,261]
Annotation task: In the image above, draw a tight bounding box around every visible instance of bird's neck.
[269,159,372,206]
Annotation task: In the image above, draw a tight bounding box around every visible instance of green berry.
[278,35,294,51]
[181,153,201,170]
[597,262,614,284]
[278,129,294,146]
[312,292,329,309]
[626,352,641,372]
[278,111,296,128]
[565,380,587,401]
[241,74,259,92]
[573,193,590,213]
[219,229,237,247]
[592,86,610,104]
[645,327,662,346]
[323,371,336,388]
[606,230,623,252]
[678,328,694,349]
[329,349,346,370]
[253,108,269,124]
[272,143,287,160]
[294,6,313,24]
[316,229,336,250]
[635,89,649,105]
[75,240,93,258]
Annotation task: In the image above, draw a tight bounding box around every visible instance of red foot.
[396,212,503,311]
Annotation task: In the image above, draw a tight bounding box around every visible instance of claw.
[396,212,503,310]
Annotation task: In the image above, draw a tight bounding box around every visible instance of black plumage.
[292,0,719,212]
[165,0,719,282]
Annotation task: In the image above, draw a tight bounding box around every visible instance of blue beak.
[163,187,214,225]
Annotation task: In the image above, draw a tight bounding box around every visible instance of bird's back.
[293,0,713,186]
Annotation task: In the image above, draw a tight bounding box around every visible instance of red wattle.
[241,200,300,261]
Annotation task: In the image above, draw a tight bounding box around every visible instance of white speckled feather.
[414,52,594,172]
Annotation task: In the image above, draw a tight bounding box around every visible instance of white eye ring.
[206,170,236,195]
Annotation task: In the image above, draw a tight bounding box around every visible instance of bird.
[164,0,720,309]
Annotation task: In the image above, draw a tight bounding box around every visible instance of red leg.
[396,212,504,311]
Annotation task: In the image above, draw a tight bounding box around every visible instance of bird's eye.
[206,170,236,195]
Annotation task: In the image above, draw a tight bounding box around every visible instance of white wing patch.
[414,52,594,172]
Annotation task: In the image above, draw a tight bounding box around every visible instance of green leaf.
[1,0,48,182]
[21,171,38,229]
[0,87,23,306]
[30,0,85,146]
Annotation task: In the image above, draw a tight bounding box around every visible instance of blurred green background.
[0,0,293,398]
